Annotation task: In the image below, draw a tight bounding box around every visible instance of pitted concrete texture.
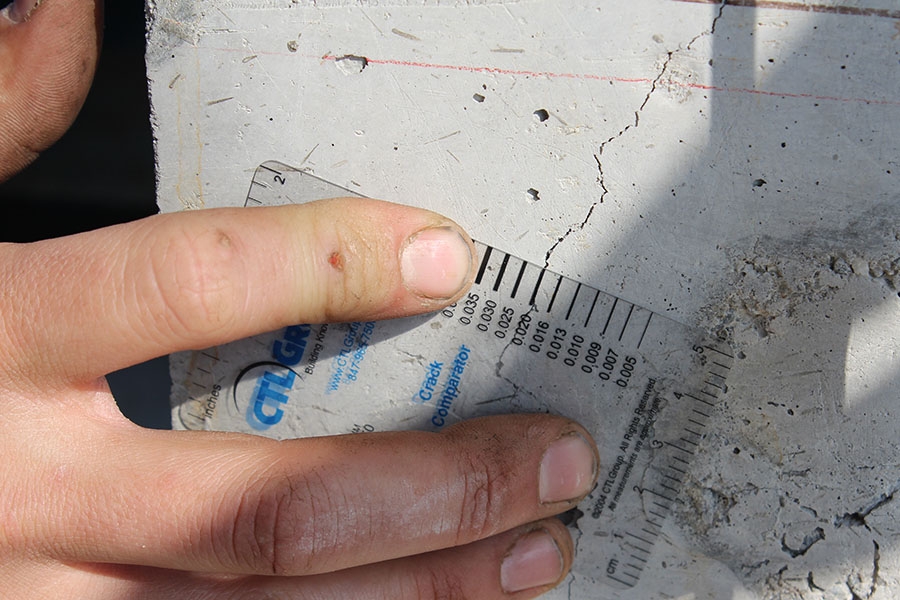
[149,1,900,598]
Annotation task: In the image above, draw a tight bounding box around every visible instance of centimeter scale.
[170,161,733,596]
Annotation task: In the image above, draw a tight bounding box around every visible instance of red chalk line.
[321,54,900,108]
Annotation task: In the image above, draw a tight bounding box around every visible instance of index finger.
[0,199,476,390]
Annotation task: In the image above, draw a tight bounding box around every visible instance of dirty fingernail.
[1,0,41,23]
[501,529,564,593]
[400,227,473,299]
[539,433,598,504]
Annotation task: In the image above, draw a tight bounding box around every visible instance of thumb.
[0,0,103,181]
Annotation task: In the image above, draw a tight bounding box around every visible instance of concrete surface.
[148,1,900,598]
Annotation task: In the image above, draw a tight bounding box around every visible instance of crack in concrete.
[872,540,881,598]
[541,50,675,269]
[835,480,900,530]
[687,0,728,50]
[540,3,728,269]
[806,571,825,593]
[846,541,881,600]
[493,305,539,402]
[781,526,825,558]
[741,558,771,576]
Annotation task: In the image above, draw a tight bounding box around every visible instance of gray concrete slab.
[149,2,900,597]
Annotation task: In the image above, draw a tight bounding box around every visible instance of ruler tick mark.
[705,345,735,359]
[629,559,648,568]
[647,488,675,502]
[609,575,636,587]
[565,282,581,321]
[529,268,547,307]
[584,290,600,327]
[510,261,527,298]
[705,379,727,391]
[474,245,493,285]
[602,298,618,336]
[493,253,510,291]
[628,533,654,547]
[687,393,716,407]
[619,304,635,341]
[666,441,694,454]
[260,164,284,177]
[546,275,563,313]
[637,312,653,348]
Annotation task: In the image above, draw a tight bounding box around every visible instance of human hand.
[0,2,601,598]
[0,198,599,598]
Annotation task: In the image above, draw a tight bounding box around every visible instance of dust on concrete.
[700,203,900,349]
[677,204,900,599]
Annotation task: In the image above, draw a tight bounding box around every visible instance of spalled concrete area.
[149,1,900,598]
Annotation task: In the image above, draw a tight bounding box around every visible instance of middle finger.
[41,414,599,577]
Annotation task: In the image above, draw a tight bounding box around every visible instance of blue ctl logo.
[235,325,311,430]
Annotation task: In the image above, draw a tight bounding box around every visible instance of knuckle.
[147,225,245,340]
[229,473,302,575]
[229,589,286,600]
[408,567,469,600]
[228,464,349,576]
[454,450,510,543]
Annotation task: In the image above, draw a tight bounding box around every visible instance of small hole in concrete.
[534,109,549,122]
[335,55,368,75]
[526,188,540,201]
[473,93,486,103]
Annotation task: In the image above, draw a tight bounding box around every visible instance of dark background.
[0,2,171,429]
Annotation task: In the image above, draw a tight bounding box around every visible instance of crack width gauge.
[170,161,734,597]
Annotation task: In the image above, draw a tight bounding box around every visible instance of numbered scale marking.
[170,161,733,596]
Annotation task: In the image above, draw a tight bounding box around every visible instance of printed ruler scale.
[171,161,734,596]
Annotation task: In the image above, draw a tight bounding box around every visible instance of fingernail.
[1,0,42,23]
[400,227,473,299]
[539,433,597,504]
[501,529,564,593]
